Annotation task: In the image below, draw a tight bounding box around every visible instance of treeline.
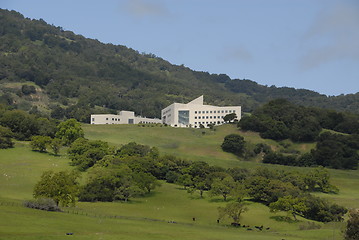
[239,99,359,142]
[0,104,57,148]
[236,99,359,169]
[65,139,346,222]
[0,104,85,155]
[263,132,359,169]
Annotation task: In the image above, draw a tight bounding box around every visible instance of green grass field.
[0,124,357,239]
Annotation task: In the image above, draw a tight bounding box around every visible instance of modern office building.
[161,96,241,128]
[90,111,161,125]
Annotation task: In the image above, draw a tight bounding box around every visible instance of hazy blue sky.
[2,0,359,95]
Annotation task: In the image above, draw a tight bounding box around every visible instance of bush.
[23,198,60,211]
[344,209,359,240]
[21,84,36,95]
[221,134,246,156]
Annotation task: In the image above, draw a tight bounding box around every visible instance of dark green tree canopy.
[221,134,246,156]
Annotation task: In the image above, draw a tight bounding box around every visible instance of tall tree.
[269,195,309,221]
[33,170,80,207]
[55,118,84,145]
[218,202,248,225]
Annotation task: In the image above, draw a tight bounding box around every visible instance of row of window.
[194,110,236,114]
[106,117,120,121]
[195,116,225,119]
[194,121,224,125]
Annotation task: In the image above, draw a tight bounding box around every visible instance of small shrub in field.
[23,198,60,211]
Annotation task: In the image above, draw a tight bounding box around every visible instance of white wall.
[91,111,161,125]
[161,97,241,128]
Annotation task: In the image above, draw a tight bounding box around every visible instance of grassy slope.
[82,124,315,167]
[0,124,357,239]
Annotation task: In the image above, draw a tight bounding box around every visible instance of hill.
[1,125,358,239]
[0,9,359,123]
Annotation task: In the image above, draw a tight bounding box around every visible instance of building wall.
[161,96,241,128]
[91,111,161,125]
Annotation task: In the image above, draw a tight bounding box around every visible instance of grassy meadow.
[0,124,358,239]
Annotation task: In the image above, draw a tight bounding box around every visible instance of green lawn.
[0,124,357,239]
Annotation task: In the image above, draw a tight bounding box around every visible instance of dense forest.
[0,9,358,123]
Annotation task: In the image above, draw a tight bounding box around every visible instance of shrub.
[23,198,60,211]
[221,134,246,156]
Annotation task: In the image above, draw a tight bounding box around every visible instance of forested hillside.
[0,9,358,122]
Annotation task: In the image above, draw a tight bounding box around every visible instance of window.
[92,118,95,121]
[202,111,205,114]
[214,111,216,113]
[229,110,232,113]
[195,116,197,119]
[195,111,197,114]
[206,111,209,113]
[210,111,212,113]
[178,110,190,125]
[214,116,216,119]
[233,110,236,113]
[112,118,114,121]
[206,116,209,119]
[106,118,109,120]
[221,110,224,113]
[225,110,228,113]
[210,116,212,119]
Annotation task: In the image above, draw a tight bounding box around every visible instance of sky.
[1,0,359,96]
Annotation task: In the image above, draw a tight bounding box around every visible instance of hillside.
[1,125,358,239]
[0,9,359,123]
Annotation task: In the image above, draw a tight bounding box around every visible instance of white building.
[91,110,161,125]
[161,96,241,128]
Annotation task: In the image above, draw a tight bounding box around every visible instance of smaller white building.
[161,96,241,128]
[91,111,161,125]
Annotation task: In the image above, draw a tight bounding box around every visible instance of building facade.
[90,110,161,125]
[161,96,241,128]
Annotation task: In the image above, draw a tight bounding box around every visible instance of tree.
[50,138,62,155]
[223,113,237,123]
[191,176,211,198]
[210,176,235,201]
[344,209,359,240]
[21,84,36,95]
[0,109,39,140]
[33,170,80,207]
[231,182,248,202]
[304,167,338,193]
[0,125,14,149]
[269,195,309,221]
[68,138,113,171]
[55,118,84,145]
[133,172,161,193]
[177,174,193,189]
[221,134,246,156]
[218,202,248,225]
[30,135,52,152]
[79,165,145,202]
